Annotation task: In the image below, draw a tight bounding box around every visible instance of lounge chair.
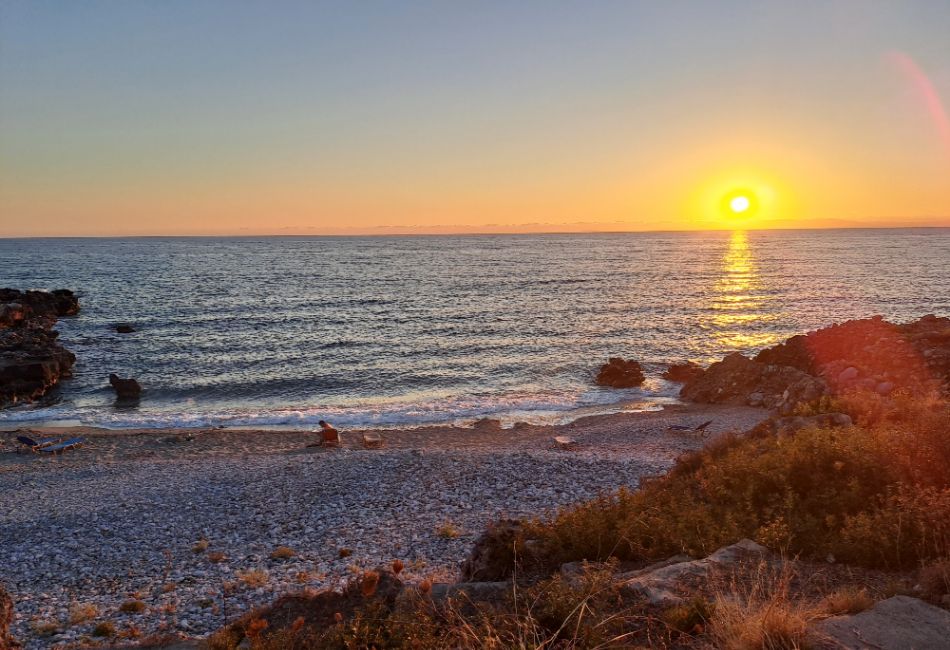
[39,437,85,454]
[16,435,61,453]
[553,435,577,450]
[361,432,383,449]
[667,419,714,434]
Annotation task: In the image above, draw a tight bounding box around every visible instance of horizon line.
[2,223,950,240]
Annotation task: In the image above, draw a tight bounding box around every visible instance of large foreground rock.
[0,289,79,408]
[680,352,827,414]
[618,539,771,606]
[814,595,950,649]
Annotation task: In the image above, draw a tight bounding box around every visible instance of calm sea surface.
[1,230,948,429]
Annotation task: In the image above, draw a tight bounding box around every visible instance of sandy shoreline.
[1,403,766,648]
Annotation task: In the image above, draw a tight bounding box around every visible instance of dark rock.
[0,583,17,649]
[1,289,79,409]
[461,519,529,581]
[109,373,142,400]
[472,417,501,430]
[115,323,136,334]
[429,581,511,605]
[814,595,950,649]
[662,361,704,383]
[680,352,827,414]
[595,357,645,388]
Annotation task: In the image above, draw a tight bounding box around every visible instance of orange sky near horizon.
[2,3,949,237]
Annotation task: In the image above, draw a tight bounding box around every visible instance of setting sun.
[729,195,751,214]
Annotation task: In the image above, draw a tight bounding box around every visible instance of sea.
[1,229,948,430]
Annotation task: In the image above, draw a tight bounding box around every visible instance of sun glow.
[729,195,751,214]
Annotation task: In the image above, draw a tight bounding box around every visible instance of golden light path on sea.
[708,230,781,350]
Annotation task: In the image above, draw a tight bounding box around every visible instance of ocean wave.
[0,385,681,430]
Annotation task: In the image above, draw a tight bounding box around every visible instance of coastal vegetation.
[207,390,950,649]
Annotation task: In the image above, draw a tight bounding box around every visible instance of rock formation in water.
[0,289,79,409]
[661,361,704,383]
[109,373,142,400]
[595,357,645,388]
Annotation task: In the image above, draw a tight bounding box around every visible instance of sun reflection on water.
[709,231,781,350]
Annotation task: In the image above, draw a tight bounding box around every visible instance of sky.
[2,1,950,236]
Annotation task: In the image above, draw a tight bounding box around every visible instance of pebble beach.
[0,404,766,648]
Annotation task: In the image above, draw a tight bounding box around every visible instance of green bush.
[523,395,950,571]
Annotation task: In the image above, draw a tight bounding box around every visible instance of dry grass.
[709,562,820,650]
[338,547,352,559]
[68,601,98,625]
[30,619,60,637]
[269,545,297,560]
[437,521,462,539]
[207,551,228,563]
[119,600,147,614]
[820,586,874,616]
[192,539,209,553]
[237,568,269,588]
[92,621,116,637]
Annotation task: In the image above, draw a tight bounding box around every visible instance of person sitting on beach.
[318,420,340,446]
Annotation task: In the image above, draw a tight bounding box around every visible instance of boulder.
[429,581,510,605]
[0,584,17,650]
[596,357,645,388]
[618,540,770,606]
[109,373,142,400]
[662,361,704,383]
[115,323,136,334]
[814,595,950,649]
[680,352,827,414]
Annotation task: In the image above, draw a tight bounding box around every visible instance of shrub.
[68,602,98,625]
[520,397,950,572]
[119,600,146,614]
[237,569,269,588]
[269,546,296,560]
[437,521,462,539]
[92,621,116,637]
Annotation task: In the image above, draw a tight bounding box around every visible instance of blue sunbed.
[39,437,85,454]
[16,435,61,452]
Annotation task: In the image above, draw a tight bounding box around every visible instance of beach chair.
[38,437,85,455]
[16,435,61,453]
[553,435,577,450]
[667,419,713,434]
[361,432,383,449]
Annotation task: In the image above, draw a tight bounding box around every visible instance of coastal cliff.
[0,289,79,408]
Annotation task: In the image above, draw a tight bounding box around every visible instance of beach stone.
[596,357,645,388]
[109,373,142,399]
[662,361,704,384]
[814,595,950,649]
[838,366,859,383]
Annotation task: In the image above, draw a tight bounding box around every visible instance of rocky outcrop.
[662,361,704,383]
[0,289,79,409]
[595,357,645,388]
[0,584,17,650]
[680,352,827,414]
[109,374,142,400]
[753,315,950,397]
[683,315,950,413]
[814,595,950,649]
